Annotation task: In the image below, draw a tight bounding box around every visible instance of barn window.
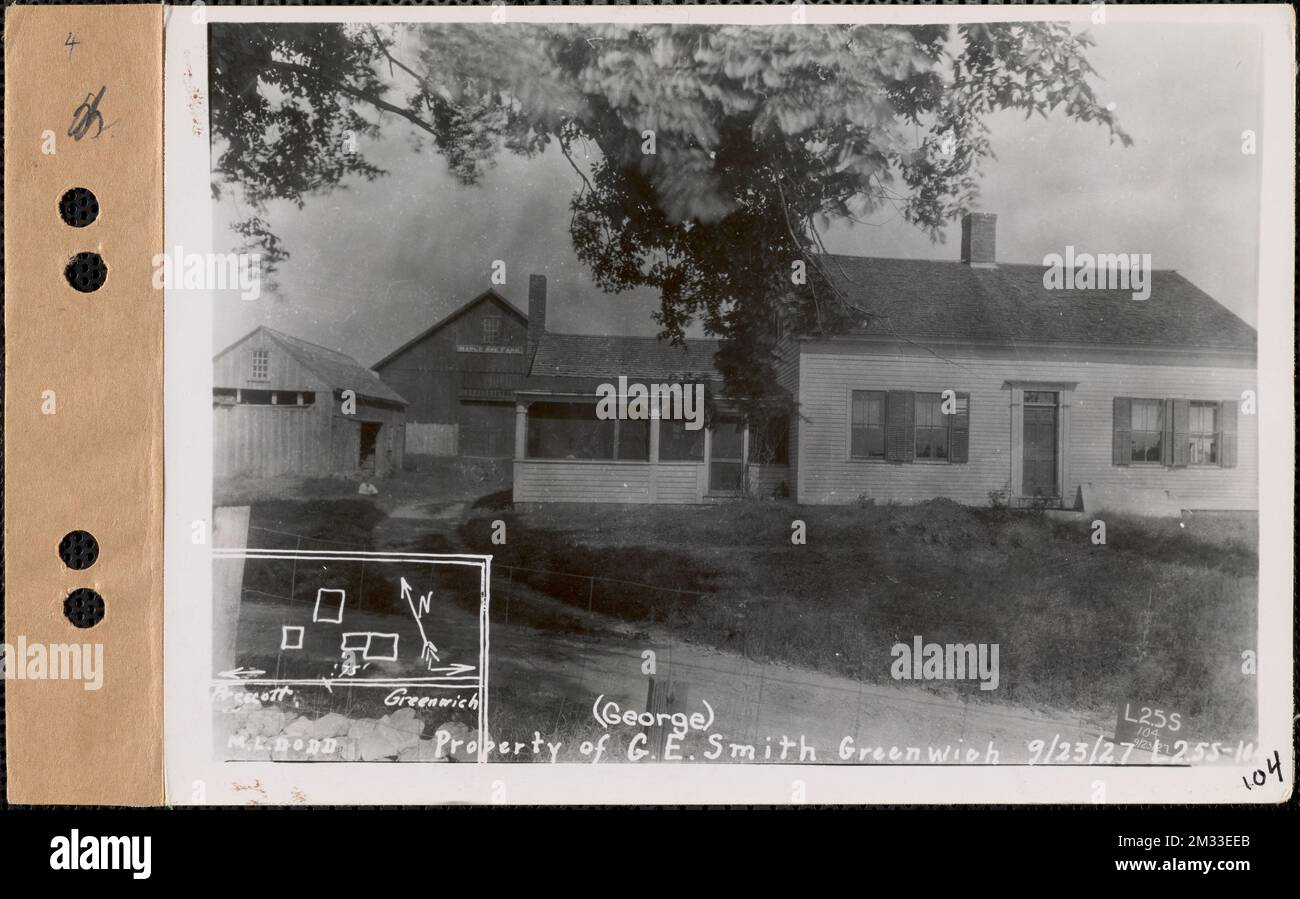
[250,349,270,381]
[914,393,949,460]
[481,316,502,345]
[1188,401,1219,465]
[659,418,705,461]
[850,390,886,459]
[226,389,314,406]
[1129,398,1164,463]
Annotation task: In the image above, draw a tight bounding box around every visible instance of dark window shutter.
[949,392,970,463]
[1171,399,1190,467]
[1219,399,1238,468]
[1160,399,1174,466]
[885,390,915,462]
[1112,397,1132,466]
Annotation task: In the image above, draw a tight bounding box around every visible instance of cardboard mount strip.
[3,4,164,805]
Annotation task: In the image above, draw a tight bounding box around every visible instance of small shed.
[214,326,408,479]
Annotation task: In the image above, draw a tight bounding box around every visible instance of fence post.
[644,675,690,762]
[213,506,251,673]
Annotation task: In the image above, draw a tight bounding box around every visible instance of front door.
[708,416,745,494]
[1022,391,1058,498]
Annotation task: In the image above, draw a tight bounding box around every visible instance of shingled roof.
[526,332,722,390]
[816,255,1256,352]
[263,327,408,405]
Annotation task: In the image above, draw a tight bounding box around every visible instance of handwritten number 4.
[65,33,79,56]
[1241,749,1282,789]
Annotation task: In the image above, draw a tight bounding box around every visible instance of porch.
[511,392,789,504]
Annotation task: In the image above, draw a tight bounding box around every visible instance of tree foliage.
[210,22,1129,420]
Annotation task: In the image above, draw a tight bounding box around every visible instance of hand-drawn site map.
[186,7,1289,795]
[213,545,489,762]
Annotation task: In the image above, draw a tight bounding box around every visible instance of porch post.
[514,401,528,460]
[1059,389,1073,508]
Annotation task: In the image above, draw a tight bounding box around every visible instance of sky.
[211,22,1263,366]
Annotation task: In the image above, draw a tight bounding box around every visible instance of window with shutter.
[850,390,886,459]
[1129,398,1164,463]
[915,393,949,460]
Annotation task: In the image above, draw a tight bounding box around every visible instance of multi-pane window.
[526,402,650,460]
[850,390,886,459]
[659,419,705,461]
[617,418,650,462]
[526,402,614,459]
[481,316,502,345]
[1130,398,1164,462]
[914,392,949,460]
[250,349,270,381]
[1188,401,1218,465]
[848,389,969,464]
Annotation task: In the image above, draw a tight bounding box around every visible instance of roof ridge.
[821,252,1185,273]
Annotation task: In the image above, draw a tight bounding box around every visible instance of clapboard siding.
[654,463,705,503]
[406,422,459,456]
[214,399,405,479]
[514,461,654,503]
[214,404,329,477]
[795,346,1257,510]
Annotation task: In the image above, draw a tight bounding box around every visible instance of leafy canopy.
[211,22,1129,422]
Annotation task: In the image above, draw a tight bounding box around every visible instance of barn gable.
[215,326,406,405]
[374,288,531,458]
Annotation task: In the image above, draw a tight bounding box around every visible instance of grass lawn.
[230,480,1257,742]
[454,500,1257,738]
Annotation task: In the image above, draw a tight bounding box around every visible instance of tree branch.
[262,58,442,140]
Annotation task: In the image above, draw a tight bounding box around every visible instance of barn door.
[359,422,381,474]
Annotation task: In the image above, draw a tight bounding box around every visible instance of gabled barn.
[214,326,408,479]
[373,288,529,463]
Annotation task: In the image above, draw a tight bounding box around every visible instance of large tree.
[211,21,1129,423]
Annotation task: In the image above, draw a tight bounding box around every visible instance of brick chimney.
[960,212,997,267]
[527,274,547,358]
